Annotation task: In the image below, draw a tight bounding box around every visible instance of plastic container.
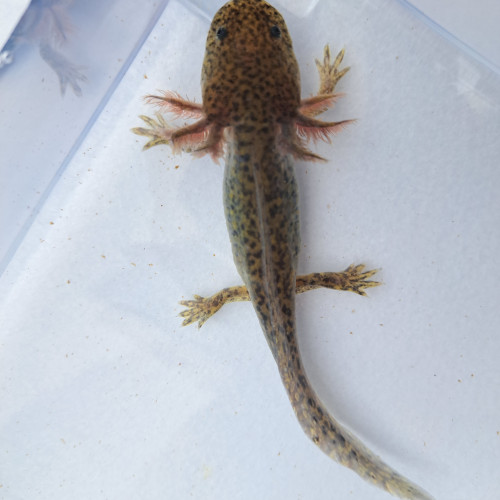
[0,0,169,274]
[1,1,499,499]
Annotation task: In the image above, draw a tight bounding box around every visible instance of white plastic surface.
[1,1,500,499]
[407,0,500,70]
[0,0,31,50]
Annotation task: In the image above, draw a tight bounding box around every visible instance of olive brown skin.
[201,0,300,126]
[132,1,434,498]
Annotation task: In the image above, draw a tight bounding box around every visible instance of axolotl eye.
[216,27,228,40]
[270,25,281,38]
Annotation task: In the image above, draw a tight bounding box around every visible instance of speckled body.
[203,1,301,361]
[133,1,433,498]
[224,127,300,362]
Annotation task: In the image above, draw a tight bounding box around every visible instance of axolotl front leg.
[132,45,351,160]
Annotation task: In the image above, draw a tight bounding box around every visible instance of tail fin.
[281,362,434,499]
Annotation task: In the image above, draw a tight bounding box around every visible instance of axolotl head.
[201,0,301,126]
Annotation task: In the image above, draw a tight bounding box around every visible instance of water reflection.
[0,0,86,96]
[0,0,169,276]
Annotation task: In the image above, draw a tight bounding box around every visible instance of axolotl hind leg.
[179,265,380,328]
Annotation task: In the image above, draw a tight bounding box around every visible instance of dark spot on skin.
[216,27,228,40]
[270,25,281,38]
[338,434,346,447]
[240,124,255,133]
[298,374,307,389]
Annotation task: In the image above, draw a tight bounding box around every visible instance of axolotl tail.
[279,354,434,499]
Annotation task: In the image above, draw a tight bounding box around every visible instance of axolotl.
[132,1,434,498]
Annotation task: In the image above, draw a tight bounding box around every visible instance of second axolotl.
[133,0,434,498]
